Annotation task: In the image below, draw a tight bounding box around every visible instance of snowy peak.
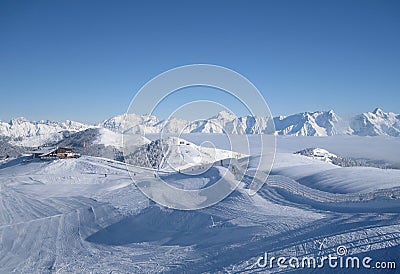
[350,108,400,137]
[102,109,338,136]
[155,117,190,134]
[2,107,399,149]
[273,110,339,136]
[100,113,159,134]
[0,117,92,147]
[211,110,237,121]
[9,117,30,125]
[372,107,385,116]
[238,115,272,134]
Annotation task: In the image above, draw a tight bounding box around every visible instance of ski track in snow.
[0,138,399,273]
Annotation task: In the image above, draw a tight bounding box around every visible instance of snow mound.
[272,152,400,194]
[295,147,337,163]
[297,167,400,194]
[124,136,246,171]
[295,146,396,169]
[160,137,247,171]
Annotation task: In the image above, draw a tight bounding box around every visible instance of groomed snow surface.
[0,135,399,273]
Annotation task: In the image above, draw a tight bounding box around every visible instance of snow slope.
[94,128,149,149]
[276,135,400,168]
[1,147,399,273]
[272,153,400,194]
[0,155,320,273]
[159,137,246,172]
[123,136,246,172]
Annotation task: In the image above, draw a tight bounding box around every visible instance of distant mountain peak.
[350,108,399,137]
[327,109,335,114]
[212,110,237,120]
[10,117,29,125]
[0,118,92,147]
[273,110,339,136]
[372,107,384,115]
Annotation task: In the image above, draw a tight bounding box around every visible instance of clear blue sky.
[0,0,399,124]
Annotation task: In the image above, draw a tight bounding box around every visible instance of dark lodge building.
[30,147,80,159]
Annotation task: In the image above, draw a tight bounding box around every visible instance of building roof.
[27,146,57,155]
[27,146,74,156]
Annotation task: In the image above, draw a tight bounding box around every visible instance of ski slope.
[0,135,399,273]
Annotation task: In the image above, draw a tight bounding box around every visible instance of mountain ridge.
[350,108,400,137]
[1,108,399,148]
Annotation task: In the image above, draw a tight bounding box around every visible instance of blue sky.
[0,0,399,123]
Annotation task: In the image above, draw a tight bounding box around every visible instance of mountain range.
[99,108,400,137]
[0,108,399,150]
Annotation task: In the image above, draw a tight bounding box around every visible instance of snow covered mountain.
[100,113,159,134]
[124,136,246,171]
[0,117,91,147]
[101,111,275,135]
[1,108,399,151]
[103,110,338,136]
[350,108,400,137]
[191,111,274,134]
[273,110,339,136]
[101,108,400,137]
